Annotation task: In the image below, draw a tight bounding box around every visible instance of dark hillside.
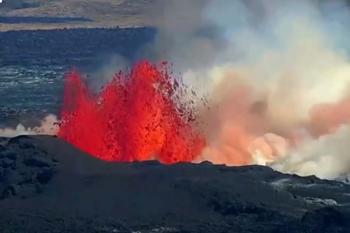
[0,136,349,232]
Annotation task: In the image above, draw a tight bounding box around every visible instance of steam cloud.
[150,0,350,179]
[0,114,58,138]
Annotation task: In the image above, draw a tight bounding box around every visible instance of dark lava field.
[0,135,350,232]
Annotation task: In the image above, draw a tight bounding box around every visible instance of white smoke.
[151,0,350,179]
[0,114,59,138]
[272,125,350,180]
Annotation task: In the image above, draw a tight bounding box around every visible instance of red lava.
[58,61,205,164]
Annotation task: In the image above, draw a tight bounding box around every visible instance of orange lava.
[58,61,205,163]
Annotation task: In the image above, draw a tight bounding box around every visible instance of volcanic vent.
[58,61,205,164]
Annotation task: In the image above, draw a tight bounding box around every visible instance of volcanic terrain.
[0,135,349,232]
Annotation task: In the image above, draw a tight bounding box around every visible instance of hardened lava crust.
[0,135,349,233]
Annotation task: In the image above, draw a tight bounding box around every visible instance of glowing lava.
[58,61,205,163]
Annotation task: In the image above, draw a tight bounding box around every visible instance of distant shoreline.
[0,25,154,33]
[0,16,92,24]
[0,0,154,32]
[0,23,150,32]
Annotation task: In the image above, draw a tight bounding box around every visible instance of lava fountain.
[58,61,205,164]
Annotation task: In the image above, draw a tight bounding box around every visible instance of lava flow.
[58,61,205,164]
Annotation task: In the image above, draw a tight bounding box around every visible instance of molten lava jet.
[58,61,205,164]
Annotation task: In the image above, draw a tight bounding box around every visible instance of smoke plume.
[149,0,350,179]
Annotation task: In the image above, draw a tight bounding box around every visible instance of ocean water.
[0,28,155,127]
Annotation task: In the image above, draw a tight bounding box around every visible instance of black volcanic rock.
[0,136,57,200]
[0,136,349,233]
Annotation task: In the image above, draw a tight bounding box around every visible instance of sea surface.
[0,27,155,127]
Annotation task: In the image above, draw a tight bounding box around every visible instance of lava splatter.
[58,61,205,163]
